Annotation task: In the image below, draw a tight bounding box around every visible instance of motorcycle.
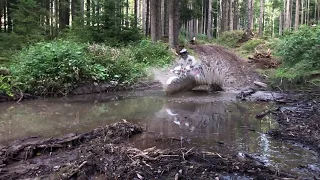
[164,64,203,95]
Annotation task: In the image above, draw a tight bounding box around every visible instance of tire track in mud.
[190,44,263,91]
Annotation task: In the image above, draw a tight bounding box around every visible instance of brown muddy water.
[0,90,319,178]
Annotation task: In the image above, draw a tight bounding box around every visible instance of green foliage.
[88,44,146,83]
[215,30,244,48]
[240,39,265,52]
[130,39,174,67]
[10,40,107,95]
[272,25,320,87]
[0,75,14,96]
[9,39,174,96]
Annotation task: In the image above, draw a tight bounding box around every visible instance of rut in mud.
[0,122,297,179]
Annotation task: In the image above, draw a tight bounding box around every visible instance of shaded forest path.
[189,44,263,91]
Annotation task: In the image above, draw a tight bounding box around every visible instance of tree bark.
[207,0,212,39]
[284,0,290,30]
[234,0,239,30]
[294,0,300,30]
[86,0,91,26]
[279,12,283,35]
[247,0,253,32]
[259,0,264,36]
[7,0,13,32]
[168,0,180,48]
[146,0,150,36]
[142,0,147,35]
[301,0,304,24]
[229,0,234,31]
[150,0,161,41]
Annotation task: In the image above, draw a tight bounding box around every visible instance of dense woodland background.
[1,0,319,48]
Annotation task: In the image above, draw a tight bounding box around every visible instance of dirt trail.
[190,44,263,91]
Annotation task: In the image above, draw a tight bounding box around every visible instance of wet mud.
[269,98,320,154]
[0,122,297,180]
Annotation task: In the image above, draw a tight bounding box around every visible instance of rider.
[178,48,198,70]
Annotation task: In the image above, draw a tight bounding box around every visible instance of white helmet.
[179,48,188,55]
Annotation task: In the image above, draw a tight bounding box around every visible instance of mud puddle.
[0,90,319,178]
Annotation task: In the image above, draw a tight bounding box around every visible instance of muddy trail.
[0,122,297,179]
[190,44,264,91]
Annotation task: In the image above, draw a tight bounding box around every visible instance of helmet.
[179,48,188,55]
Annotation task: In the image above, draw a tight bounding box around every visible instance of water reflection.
[0,93,319,178]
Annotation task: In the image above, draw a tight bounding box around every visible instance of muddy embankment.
[0,80,163,103]
[0,121,297,179]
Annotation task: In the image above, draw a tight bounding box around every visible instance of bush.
[274,25,320,82]
[130,39,174,67]
[10,40,107,95]
[240,39,265,52]
[0,75,14,96]
[215,30,244,48]
[88,44,146,83]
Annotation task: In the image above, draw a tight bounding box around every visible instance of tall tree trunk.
[59,0,70,30]
[272,8,275,37]
[250,0,254,30]
[318,1,320,21]
[294,0,300,30]
[134,0,138,27]
[7,0,13,32]
[150,0,161,41]
[307,0,310,24]
[301,0,304,24]
[247,0,253,32]
[279,12,283,35]
[146,0,150,36]
[168,0,180,48]
[4,0,6,32]
[80,0,84,24]
[207,0,212,39]
[142,0,147,35]
[71,0,78,24]
[259,0,264,36]
[289,0,293,28]
[285,0,290,30]
[86,0,91,26]
[199,0,204,35]
[234,0,239,30]
[224,0,229,31]
[0,0,4,32]
[230,0,234,31]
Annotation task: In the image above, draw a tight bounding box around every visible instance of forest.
[0,0,319,96]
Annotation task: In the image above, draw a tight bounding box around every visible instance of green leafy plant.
[271,25,320,89]
[215,30,244,48]
[240,39,265,52]
[129,39,174,67]
[10,40,107,96]
[0,75,14,96]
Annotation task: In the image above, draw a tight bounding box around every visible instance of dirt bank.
[0,121,296,179]
[0,80,163,103]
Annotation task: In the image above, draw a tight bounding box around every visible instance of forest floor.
[1,44,320,179]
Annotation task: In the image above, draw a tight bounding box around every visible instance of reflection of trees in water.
[155,101,274,147]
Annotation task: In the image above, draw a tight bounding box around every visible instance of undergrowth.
[271,25,320,89]
[6,39,174,96]
[215,30,244,48]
